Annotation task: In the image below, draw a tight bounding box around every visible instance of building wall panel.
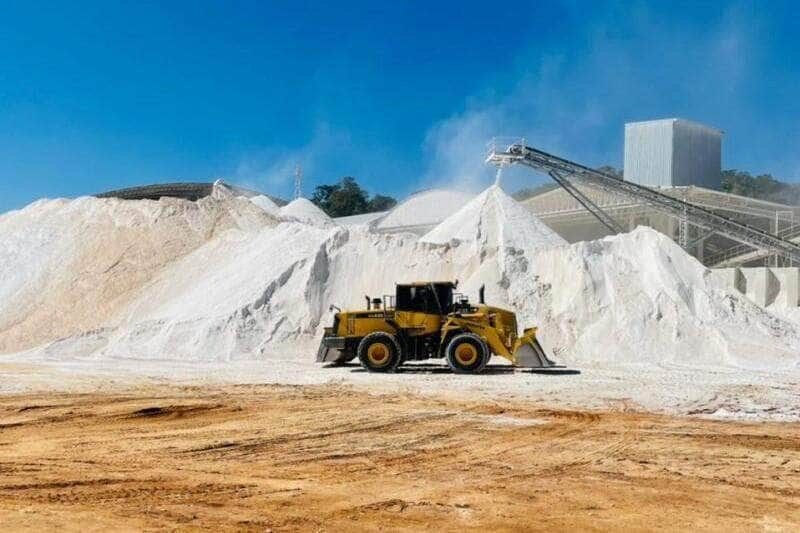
[624,118,722,190]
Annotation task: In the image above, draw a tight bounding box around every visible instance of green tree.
[721,170,799,204]
[311,177,397,217]
[367,194,397,212]
[310,184,339,211]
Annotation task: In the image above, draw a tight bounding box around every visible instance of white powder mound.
[767,305,800,327]
[64,224,476,361]
[375,189,475,230]
[85,225,438,360]
[93,222,337,360]
[249,195,281,217]
[3,184,799,378]
[59,222,800,372]
[501,227,800,371]
[335,211,387,226]
[421,185,566,252]
[279,198,334,227]
[0,193,277,353]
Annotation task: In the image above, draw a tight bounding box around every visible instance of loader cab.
[395,282,455,315]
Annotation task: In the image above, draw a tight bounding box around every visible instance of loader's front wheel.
[357,332,403,373]
[445,333,489,374]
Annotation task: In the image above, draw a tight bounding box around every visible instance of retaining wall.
[711,266,800,308]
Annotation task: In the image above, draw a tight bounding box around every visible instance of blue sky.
[1,1,799,213]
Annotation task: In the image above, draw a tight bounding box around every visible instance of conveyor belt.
[487,139,800,264]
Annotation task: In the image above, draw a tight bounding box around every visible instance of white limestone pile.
[2,184,799,375]
[416,186,799,370]
[504,227,800,370]
[374,189,475,230]
[0,193,277,353]
[420,184,566,252]
[93,222,337,360]
[248,195,282,217]
[279,198,335,227]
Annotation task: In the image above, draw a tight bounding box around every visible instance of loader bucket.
[513,332,558,368]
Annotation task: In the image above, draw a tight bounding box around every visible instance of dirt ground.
[0,385,798,531]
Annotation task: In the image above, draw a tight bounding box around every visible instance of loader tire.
[357,332,403,373]
[445,333,489,374]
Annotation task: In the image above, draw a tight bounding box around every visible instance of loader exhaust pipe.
[478,284,485,304]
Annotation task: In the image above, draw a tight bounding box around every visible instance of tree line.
[311,177,397,218]
[721,170,800,205]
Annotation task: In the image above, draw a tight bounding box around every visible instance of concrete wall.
[711,266,799,308]
[741,268,780,307]
[709,268,746,294]
[771,268,800,307]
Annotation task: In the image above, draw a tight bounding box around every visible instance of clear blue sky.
[1,1,799,213]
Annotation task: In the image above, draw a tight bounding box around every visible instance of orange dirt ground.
[0,384,798,531]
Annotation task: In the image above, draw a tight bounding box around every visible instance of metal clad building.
[624,118,722,189]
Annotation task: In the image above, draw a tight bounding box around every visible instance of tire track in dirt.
[0,384,798,531]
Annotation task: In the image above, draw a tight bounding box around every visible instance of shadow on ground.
[324,362,580,376]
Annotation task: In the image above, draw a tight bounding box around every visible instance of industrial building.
[95,181,287,205]
[522,118,800,269]
[624,118,723,189]
[524,184,800,267]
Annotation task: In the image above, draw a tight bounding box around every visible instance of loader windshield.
[395,283,453,314]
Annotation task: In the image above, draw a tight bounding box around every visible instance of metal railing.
[706,223,800,267]
[486,138,800,265]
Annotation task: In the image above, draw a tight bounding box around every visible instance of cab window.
[395,284,452,313]
[396,285,434,313]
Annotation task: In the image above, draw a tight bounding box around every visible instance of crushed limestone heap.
[0,184,797,374]
[279,198,335,227]
[374,188,475,233]
[421,184,566,251]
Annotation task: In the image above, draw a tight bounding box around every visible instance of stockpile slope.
[249,195,282,217]
[509,229,800,370]
[420,187,800,371]
[3,184,799,373]
[92,226,464,360]
[374,189,475,230]
[421,184,566,252]
[279,198,334,227]
[0,189,277,353]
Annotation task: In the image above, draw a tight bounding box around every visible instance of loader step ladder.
[486,138,800,265]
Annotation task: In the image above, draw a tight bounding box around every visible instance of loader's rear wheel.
[357,332,402,373]
[445,333,489,374]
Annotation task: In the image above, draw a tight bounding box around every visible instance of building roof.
[95,181,287,205]
[625,118,724,136]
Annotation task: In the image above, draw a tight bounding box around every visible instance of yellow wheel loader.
[317,281,556,373]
